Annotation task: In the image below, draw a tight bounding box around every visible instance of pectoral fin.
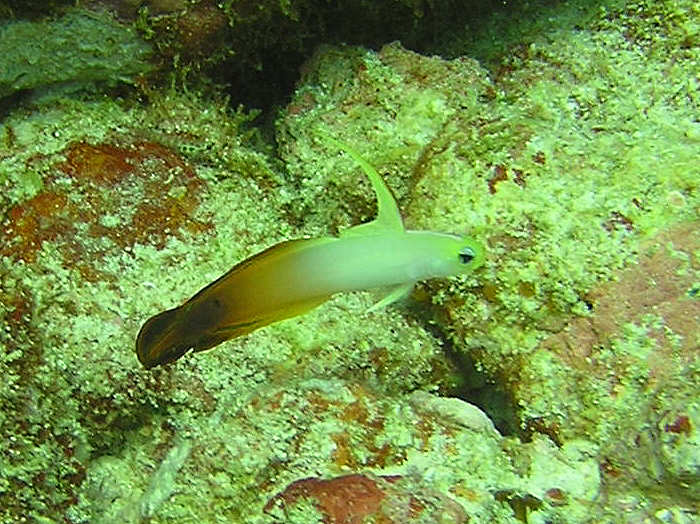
[367,282,414,313]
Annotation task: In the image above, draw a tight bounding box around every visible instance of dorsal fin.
[319,134,404,236]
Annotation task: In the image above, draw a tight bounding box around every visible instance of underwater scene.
[0,0,697,522]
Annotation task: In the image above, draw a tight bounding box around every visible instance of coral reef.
[0,0,697,523]
[278,0,699,512]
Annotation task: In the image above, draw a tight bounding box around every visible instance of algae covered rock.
[0,0,697,522]
[0,10,152,99]
[276,2,698,518]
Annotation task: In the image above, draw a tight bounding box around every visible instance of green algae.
[275,0,698,519]
[0,0,698,522]
[0,10,152,100]
[0,84,466,522]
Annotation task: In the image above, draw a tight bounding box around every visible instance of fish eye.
[458,247,475,264]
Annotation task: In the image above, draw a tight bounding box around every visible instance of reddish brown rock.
[542,221,699,377]
[1,139,211,277]
[265,473,468,524]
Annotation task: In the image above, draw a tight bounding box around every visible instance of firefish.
[136,136,484,368]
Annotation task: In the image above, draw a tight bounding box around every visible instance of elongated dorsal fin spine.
[319,133,404,234]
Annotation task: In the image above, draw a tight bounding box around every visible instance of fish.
[135,136,484,368]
